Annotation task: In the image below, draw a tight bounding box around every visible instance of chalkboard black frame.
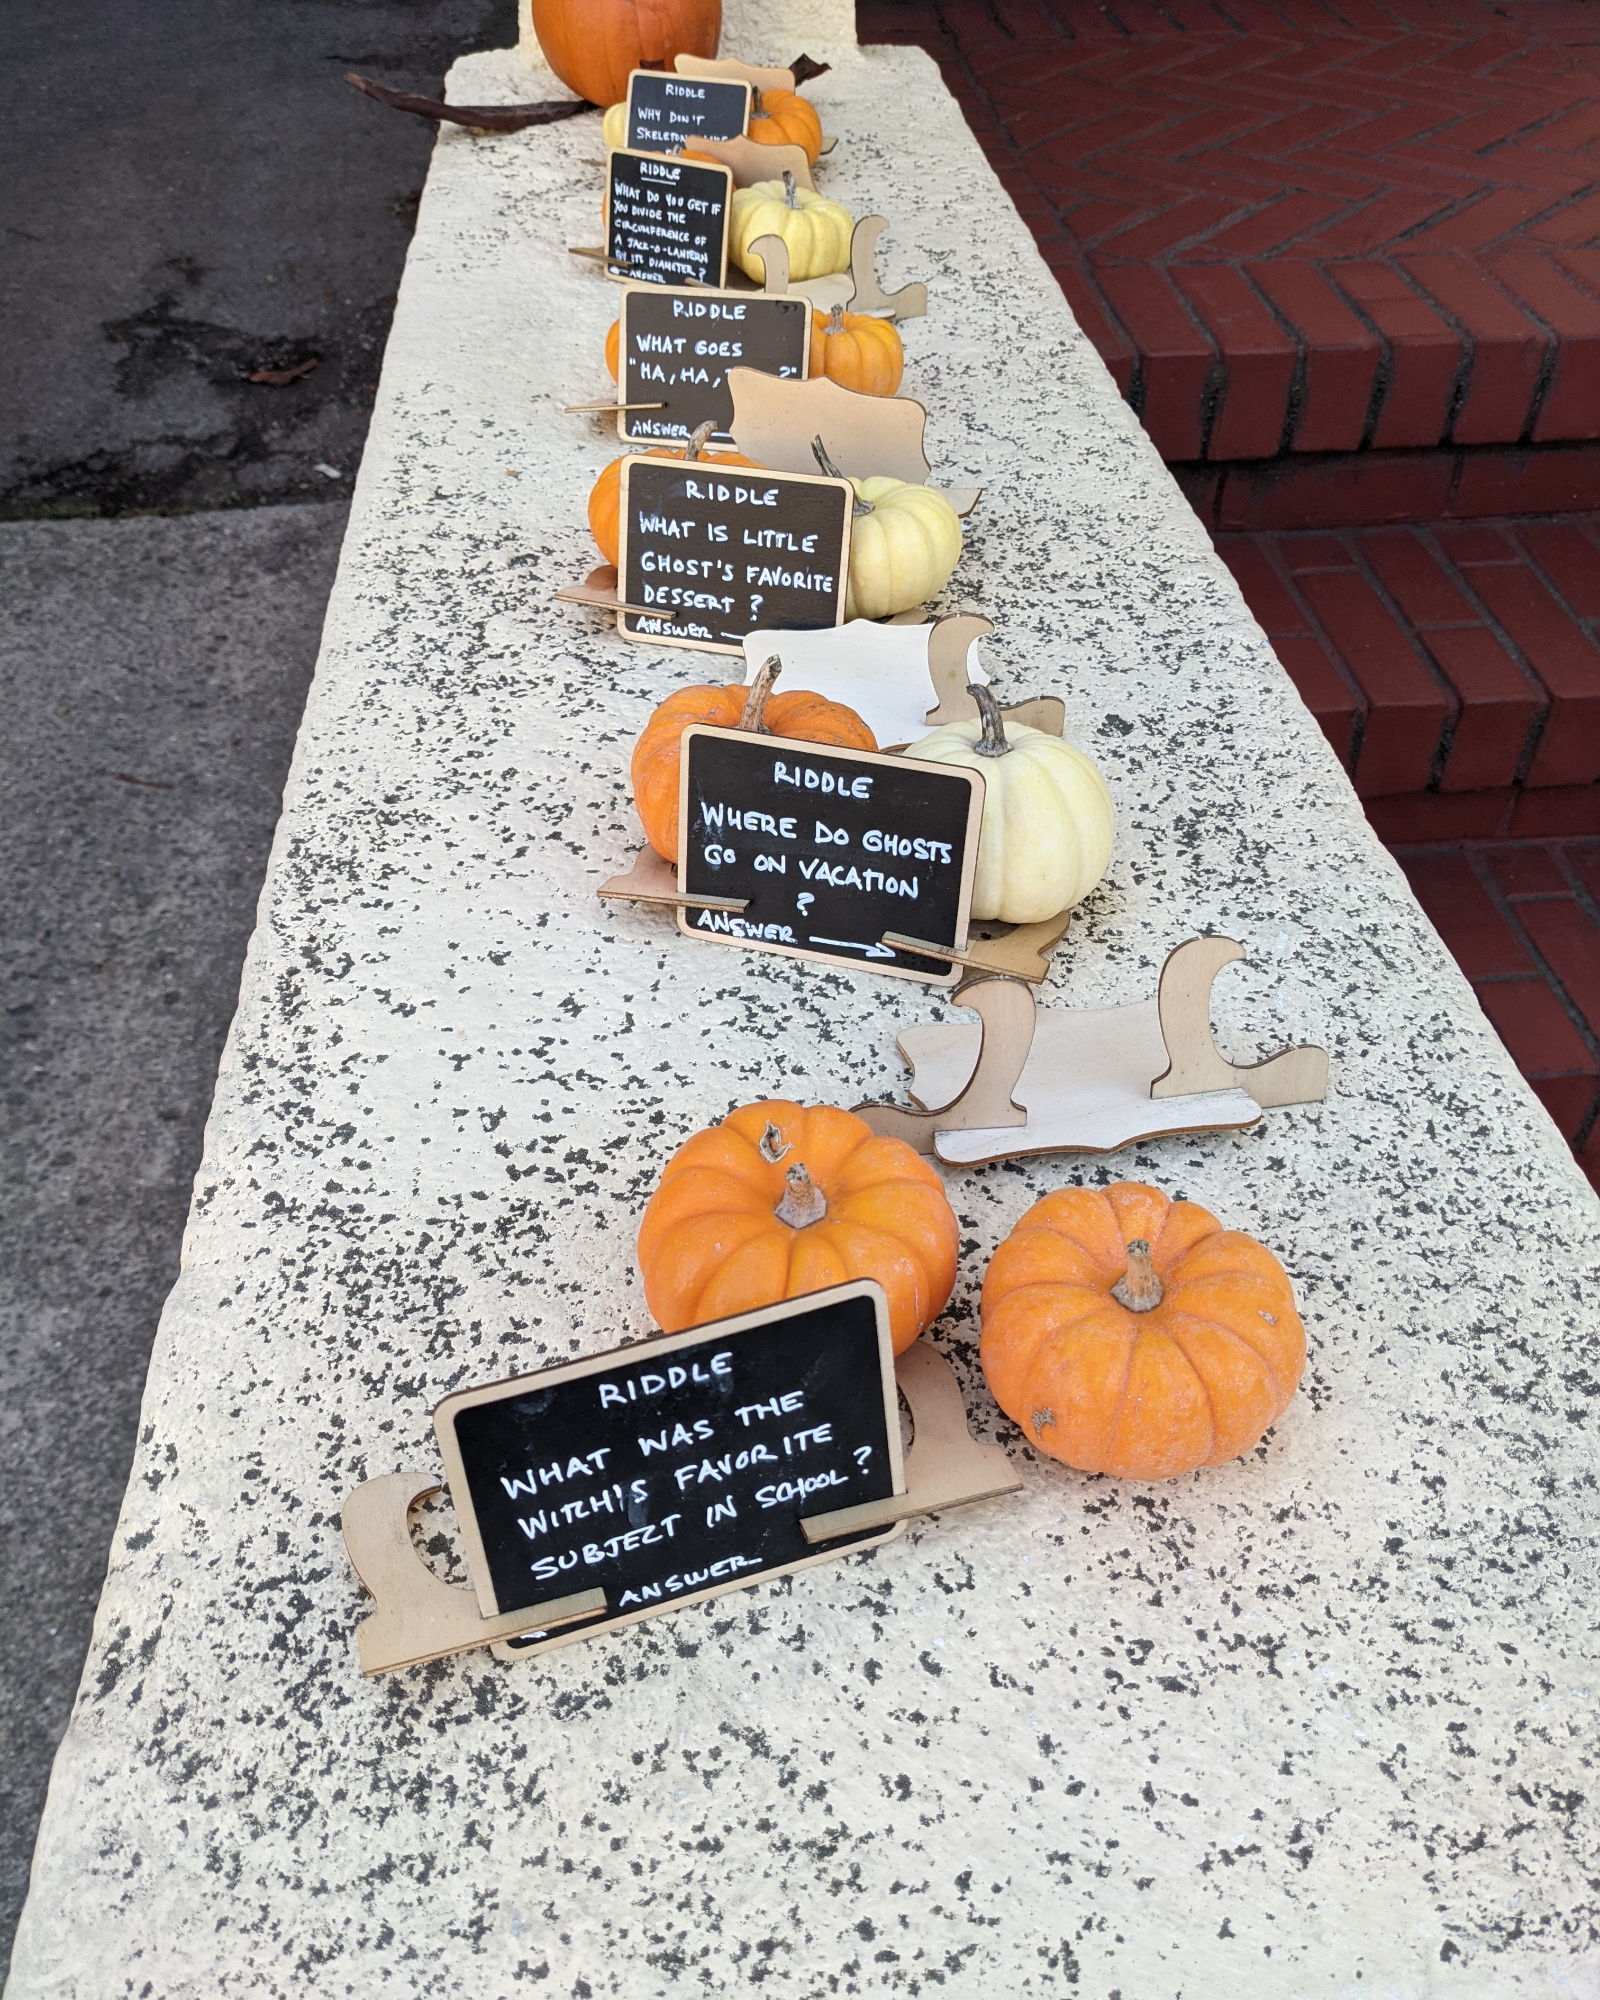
[616,284,812,445]
[616,459,853,655]
[605,147,734,290]
[623,68,751,153]
[674,727,985,985]
[433,1281,906,1652]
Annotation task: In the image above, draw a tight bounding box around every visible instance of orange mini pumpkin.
[980,1182,1305,1482]
[605,318,621,382]
[747,87,824,165]
[631,658,876,861]
[638,1099,958,1353]
[809,304,904,396]
[588,421,759,568]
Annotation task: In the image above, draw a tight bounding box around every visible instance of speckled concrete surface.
[9,9,1600,1997]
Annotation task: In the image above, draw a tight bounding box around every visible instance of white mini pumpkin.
[844,478,963,620]
[906,687,1114,923]
[811,441,963,621]
[731,173,855,282]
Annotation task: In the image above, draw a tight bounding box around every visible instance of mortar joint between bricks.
[1463,846,1600,1148]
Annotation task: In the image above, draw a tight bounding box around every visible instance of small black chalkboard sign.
[617,286,810,444]
[676,727,984,984]
[606,149,732,289]
[624,69,750,152]
[618,458,852,653]
[434,1282,904,1651]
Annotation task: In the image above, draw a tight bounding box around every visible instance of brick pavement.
[861,0,1600,461]
[862,0,1600,1186]
[1217,513,1600,1186]
[1212,512,1600,827]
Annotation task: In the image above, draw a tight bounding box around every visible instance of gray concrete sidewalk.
[0,505,346,1965]
[2,0,518,1961]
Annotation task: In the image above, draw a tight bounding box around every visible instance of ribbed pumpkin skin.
[749,89,824,164]
[638,1100,959,1353]
[605,319,621,381]
[632,683,876,860]
[843,478,963,620]
[730,181,854,282]
[980,1184,1305,1481]
[530,0,722,108]
[904,716,1114,922]
[809,308,904,396]
[588,445,757,567]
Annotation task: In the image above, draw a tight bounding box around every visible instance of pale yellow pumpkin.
[731,172,854,283]
[810,437,961,621]
[906,687,1114,923]
[601,101,628,148]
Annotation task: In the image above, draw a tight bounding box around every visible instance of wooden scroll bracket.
[853,937,1329,1164]
[597,841,749,913]
[743,220,925,321]
[801,1339,1020,1544]
[693,136,816,191]
[747,236,797,297]
[343,1472,606,1677]
[727,367,979,516]
[1149,934,1330,1106]
[921,613,1065,736]
[854,975,1033,1154]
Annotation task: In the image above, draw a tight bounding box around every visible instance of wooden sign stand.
[344,1336,1016,1677]
[746,226,925,321]
[855,936,1329,1163]
[343,1474,606,1676]
[597,839,747,914]
[801,1340,1018,1543]
[596,847,1069,984]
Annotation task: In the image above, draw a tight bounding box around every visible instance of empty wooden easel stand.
[856,935,1329,1164]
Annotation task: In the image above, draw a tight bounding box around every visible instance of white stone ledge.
[9,18,1600,2000]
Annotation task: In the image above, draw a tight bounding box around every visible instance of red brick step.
[862,0,1600,459]
[1213,513,1600,831]
[1395,841,1600,1185]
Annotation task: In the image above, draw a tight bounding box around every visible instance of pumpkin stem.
[738,656,782,733]
[683,419,716,463]
[1111,1240,1165,1314]
[750,86,765,117]
[967,682,1013,758]
[782,168,801,209]
[825,303,846,336]
[774,1161,828,1229]
[812,435,874,517]
[758,1121,790,1163]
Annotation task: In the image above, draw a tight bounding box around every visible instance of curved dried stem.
[1110,1240,1165,1314]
